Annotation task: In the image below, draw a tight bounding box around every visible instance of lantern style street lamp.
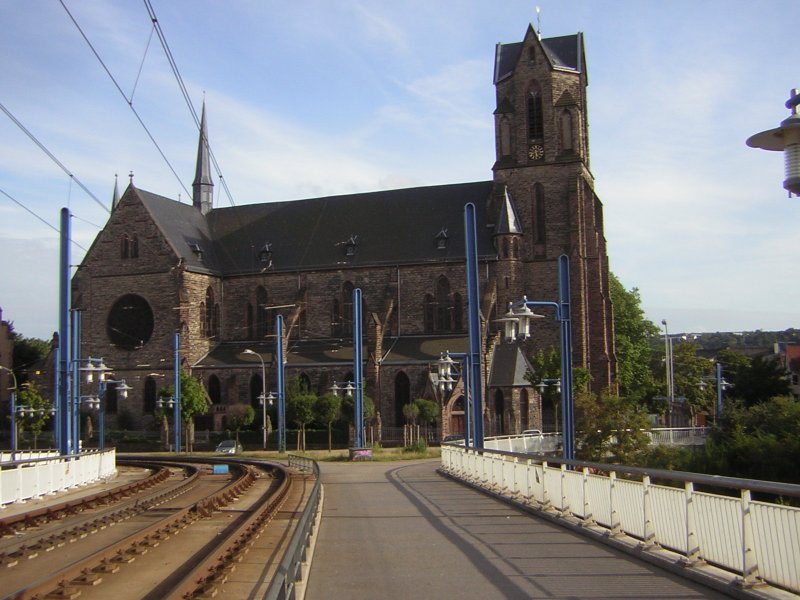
[499,254,574,461]
[746,88,800,196]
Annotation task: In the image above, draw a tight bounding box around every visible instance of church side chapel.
[72,22,616,442]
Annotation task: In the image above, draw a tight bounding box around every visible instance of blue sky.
[0,0,797,341]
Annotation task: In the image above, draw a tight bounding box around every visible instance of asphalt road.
[304,459,729,599]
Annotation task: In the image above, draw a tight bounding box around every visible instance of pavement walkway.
[304,459,729,600]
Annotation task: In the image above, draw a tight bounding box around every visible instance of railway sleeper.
[72,567,103,587]
[45,581,81,600]
[0,553,19,568]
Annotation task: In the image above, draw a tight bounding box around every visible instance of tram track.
[0,456,312,600]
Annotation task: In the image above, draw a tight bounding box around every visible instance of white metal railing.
[0,449,60,463]
[482,428,709,455]
[441,443,800,594]
[0,449,117,508]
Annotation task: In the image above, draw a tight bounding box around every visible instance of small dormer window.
[189,242,204,262]
[344,235,358,257]
[259,243,273,263]
[435,228,449,250]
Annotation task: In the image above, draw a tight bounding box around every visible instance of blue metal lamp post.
[82,379,131,450]
[275,314,286,454]
[329,288,365,450]
[156,332,182,453]
[699,362,732,422]
[243,314,286,453]
[243,348,268,450]
[1,366,18,460]
[502,254,575,461]
[464,203,485,449]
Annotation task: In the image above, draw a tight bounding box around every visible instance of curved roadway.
[305,459,729,600]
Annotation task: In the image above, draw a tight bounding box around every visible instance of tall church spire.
[192,101,214,215]
[112,173,120,210]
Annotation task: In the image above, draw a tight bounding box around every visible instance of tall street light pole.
[243,348,267,450]
[275,314,286,454]
[464,203,485,449]
[500,255,574,460]
[1,365,18,460]
[662,319,675,427]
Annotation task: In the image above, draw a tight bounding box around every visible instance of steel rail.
[0,461,201,568]
[163,463,291,598]
[6,460,262,599]
[0,462,171,536]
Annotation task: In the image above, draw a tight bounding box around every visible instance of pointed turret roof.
[192,101,213,215]
[494,186,522,236]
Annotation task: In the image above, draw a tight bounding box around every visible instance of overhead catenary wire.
[0,100,108,213]
[59,0,191,200]
[0,187,88,252]
[143,0,237,207]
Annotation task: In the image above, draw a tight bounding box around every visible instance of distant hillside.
[649,329,800,353]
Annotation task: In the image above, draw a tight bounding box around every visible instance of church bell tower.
[492,25,615,392]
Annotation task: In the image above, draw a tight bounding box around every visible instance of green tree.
[723,354,790,407]
[12,335,50,385]
[314,392,341,451]
[414,398,439,426]
[160,370,209,452]
[226,403,255,444]
[525,348,561,431]
[609,273,660,399]
[402,402,420,424]
[340,392,376,445]
[672,342,714,425]
[575,390,651,463]
[17,381,51,449]
[699,396,800,483]
[286,377,316,451]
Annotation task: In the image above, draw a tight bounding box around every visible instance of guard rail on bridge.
[485,427,709,455]
[0,449,117,508]
[441,442,800,595]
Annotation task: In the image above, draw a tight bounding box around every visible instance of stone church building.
[73,24,616,440]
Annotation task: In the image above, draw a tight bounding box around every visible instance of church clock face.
[106,294,154,350]
[528,144,544,160]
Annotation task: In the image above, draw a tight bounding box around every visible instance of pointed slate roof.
[494,29,583,83]
[132,180,497,277]
[488,343,535,387]
[494,186,522,236]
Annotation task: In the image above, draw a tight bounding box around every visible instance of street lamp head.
[746,88,800,196]
[115,380,132,399]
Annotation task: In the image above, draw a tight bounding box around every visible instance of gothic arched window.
[532,183,546,244]
[205,287,218,339]
[208,375,221,404]
[121,234,129,259]
[144,376,157,413]
[435,276,452,332]
[560,109,573,153]
[527,82,544,141]
[499,116,512,157]
[256,286,269,338]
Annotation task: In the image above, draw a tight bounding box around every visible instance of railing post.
[541,461,551,509]
[682,481,703,566]
[608,471,622,536]
[581,467,594,526]
[740,489,760,586]
[560,463,569,516]
[640,475,657,549]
